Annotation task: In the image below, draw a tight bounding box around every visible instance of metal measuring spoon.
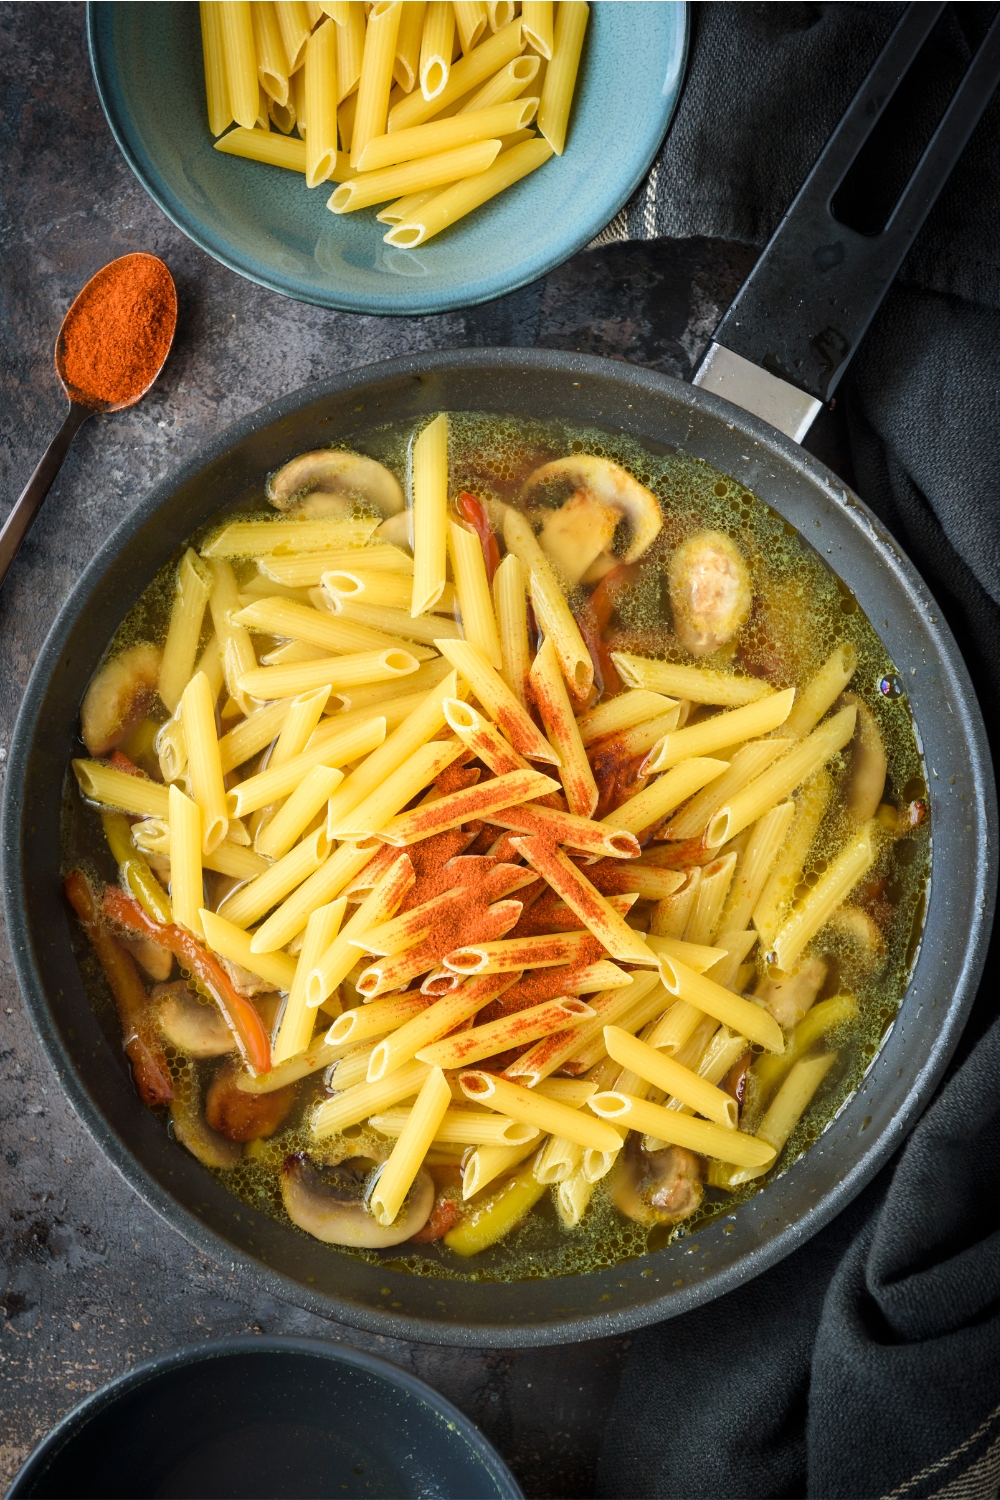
[0,253,178,590]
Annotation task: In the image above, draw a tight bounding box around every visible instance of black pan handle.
[693,3,1000,441]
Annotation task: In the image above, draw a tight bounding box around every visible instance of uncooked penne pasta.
[378,768,559,846]
[419,0,455,98]
[274,0,313,71]
[208,557,259,717]
[226,716,381,815]
[576,689,678,748]
[503,506,592,706]
[435,638,558,763]
[359,94,537,170]
[371,1107,537,1146]
[449,520,503,668]
[328,736,466,837]
[461,1138,539,1199]
[350,0,403,166]
[459,53,539,111]
[611,654,772,707]
[589,1092,775,1169]
[753,769,833,943]
[529,634,597,816]
[234,595,412,656]
[453,0,487,53]
[646,688,796,773]
[603,1025,737,1129]
[322,570,448,612]
[159,549,213,714]
[600,758,729,839]
[201,2,233,136]
[657,953,784,1053]
[181,672,229,853]
[460,1070,621,1152]
[444,929,601,974]
[492,547,531,710]
[219,825,330,929]
[710,1052,837,1190]
[169,784,205,940]
[273,897,347,1063]
[770,822,876,972]
[409,412,449,617]
[255,763,343,860]
[367,974,516,1080]
[252,0,291,105]
[536,0,587,154]
[72,761,170,820]
[326,991,429,1045]
[392,0,425,90]
[717,800,796,936]
[260,543,412,586]
[202,517,378,556]
[251,837,380,952]
[389,16,522,130]
[304,17,340,185]
[219,0,259,129]
[332,138,502,211]
[416,996,592,1068]
[785,643,858,738]
[651,866,701,939]
[683,852,737,946]
[312,1057,430,1137]
[270,685,331,768]
[238,647,419,700]
[306,851,414,1006]
[665,739,791,841]
[511,836,657,967]
[333,0,365,100]
[521,0,552,57]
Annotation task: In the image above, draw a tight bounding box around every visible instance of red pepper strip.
[108,750,147,778]
[456,492,500,586]
[101,886,272,1075]
[409,1194,461,1243]
[64,869,173,1107]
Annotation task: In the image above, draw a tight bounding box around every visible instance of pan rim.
[3,346,994,1347]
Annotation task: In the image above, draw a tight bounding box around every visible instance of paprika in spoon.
[0,253,177,590]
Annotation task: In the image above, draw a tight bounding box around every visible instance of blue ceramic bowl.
[87,1,688,314]
[7,1336,523,1499]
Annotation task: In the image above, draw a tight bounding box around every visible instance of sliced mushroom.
[123,934,174,983]
[205,1059,298,1140]
[170,1072,242,1171]
[154,981,235,1058]
[822,904,886,980]
[756,953,827,1031]
[522,455,663,583]
[281,1153,434,1246]
[668,531,752,657]
[844,695,888,822]
[80,642,163,756]
[218,956,276,999]
[268,451,405,520]
[374,510,413,551]
[611,1134,704,1226]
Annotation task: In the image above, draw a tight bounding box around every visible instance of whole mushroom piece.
[668,530,752,657]
[267,450,405,521]
[281,1153,434,1247]
[522,455,663,586]
[612,1135,704,1226]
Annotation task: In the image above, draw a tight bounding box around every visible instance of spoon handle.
[0,401,93,591]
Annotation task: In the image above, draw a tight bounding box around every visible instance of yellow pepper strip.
[444,1153,547,1256]
[753,990,858,1105]
[101,811,173,926]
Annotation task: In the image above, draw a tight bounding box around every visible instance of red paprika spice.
[57,254,176,409]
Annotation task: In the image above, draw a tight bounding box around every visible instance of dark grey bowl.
[6,1335,522,1499]
[3,349,994,1347]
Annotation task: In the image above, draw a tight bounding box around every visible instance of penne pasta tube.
[250,836,380,952]
[417,997,593,1068]
[557,1165,594,1228]
[435,638,558,762]
[238,647,420,701]
[291,62,308,132]
[378,767,560,845]
[511,836,656,967]
[603,1025,737,1128]
[326,991,429,1045]
[273,897,347,1063]
[226,716,381,814]
[218,697,293,773]
[376,186,442,223]
[520,0,552,57]
[439,698,562,813]
[260,543,413,586]
[534,1077,598,1107]
[460,1070,622,1152]
[705,705,857,848]
[215,125,320,174]
[606,708,685,760]
[236,596,428,657]
[753,990,858,1104]
[391,15,522,128]
[329,736,466,837]
[322,570,451,612]
[646,688,796,773]
[410,412,449,617]
[180,672,229,854]
[333,0,365,101]
[304,17,340,185]
[487,0,515,29]
[770,822,876,972]
[645,999,705,1056]
[711,1052,837,1191]
[576,690,679,748]
[327,595,460,645]
[168,785,204,940]
[327,1039,393,1090]
[255,763,343,861]
[311,1057,430,1137]
[202,517,378,557]
[589,1092,775,1169]
[600,758,730,838]
[448,520,503,669]
[657,953,784,1053]
[201,2,234,136]
[338,135,506,209]
[611,654,772,707]
[195,634,226,704]
[159,548,213,713]
[371,1107,537,1146]
[665,739,791,841]
[350,885,462,955]
[356,96,536,170]
[753,769,833,943]
[459,52,539,111]
[504,972,663,1085]
[237,1032,345,1094]
[208,558,258,717]
[205,840,273,882]
[536,0,587,154]
[220,826,330,930]
[534,1134,582,1184]
[529,634,597,816]
[486,802,640,858]
[444,929,602,975]
[274,0,313,71]
[252,0,291,104]
[502,507,592,705]
[392,0,426,90]
[306,851,414,1006]
[492,551,531,710]
[199,909,299,992]
[269,685,331,769]
[367,972,519,1080]
[350,0,403,167]
[461,1138,539,1199]
[219,0,259,128]
[645,935,730,974]
[716,800,796,936]
[419,0,455,98]
[785,643,858,737]
[453,0,487,52]
[683,852,737,945]
[650,866,701,939]
[561,981,671,1076]
[72,760,170,819]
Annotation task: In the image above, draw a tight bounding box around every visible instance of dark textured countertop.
[0,6,850,1494]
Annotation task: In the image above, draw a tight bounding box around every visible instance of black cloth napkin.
[596,7,1000,1497]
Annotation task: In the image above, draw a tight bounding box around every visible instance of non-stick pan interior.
[4,349,993,1346]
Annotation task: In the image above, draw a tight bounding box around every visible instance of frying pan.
[4,7,998,1347]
